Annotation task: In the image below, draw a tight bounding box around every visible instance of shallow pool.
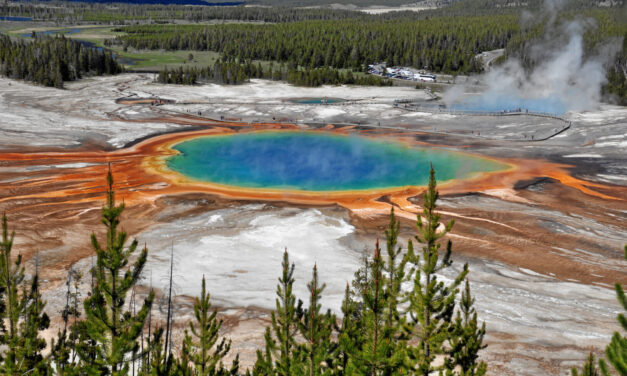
[290,98,346,104]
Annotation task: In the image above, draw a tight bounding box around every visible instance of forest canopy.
[0,33,122,88]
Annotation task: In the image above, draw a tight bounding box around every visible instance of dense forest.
[0,168,624,375]
[0,33,122,88]
[110,16,519,74]
[0,2,371,23]
[0,0,621,24]
[157,61,392,86]
[108,6,625,100]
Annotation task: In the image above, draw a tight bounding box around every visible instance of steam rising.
[443,1,622,114]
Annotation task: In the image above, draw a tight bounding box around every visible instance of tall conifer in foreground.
[184,275,238,375]
[0,214,50,375]
[295,264,336,376]
[17,269,50,375]
[254,250,303,376]
[336,283,362,375]
[405,166,469,376]
[0,213,22,374]
[50,265,83,375]
[446,279,487,376]
[74,168,154,375]
[345,238,407,375]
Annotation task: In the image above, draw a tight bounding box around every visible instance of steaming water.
[449,94,568,115]
[166,131,507,191]
[290,98,346,104]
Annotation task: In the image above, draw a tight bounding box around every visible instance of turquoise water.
[291,98,345,104]
[166,132,507,191]
[449,94,567,115]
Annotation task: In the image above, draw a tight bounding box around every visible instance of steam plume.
[443,1,622,114]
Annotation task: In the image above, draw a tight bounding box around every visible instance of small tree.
[185,275,238,375]
[405,165,469,376]
[0,214,50,375]
[336,283,362,375]
[254,250,303,375]
[346,238,407,375]
[446,279,487,376]
[16,269,50,375]
[295,264,336,376]
[74,167,154,375]
[51,265,83,375]
[572,353,601,376]
[574,245,627,376]
[600,246,627,376]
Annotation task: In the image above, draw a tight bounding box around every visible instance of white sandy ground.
[1,74,626,158]
[138,205,620,346]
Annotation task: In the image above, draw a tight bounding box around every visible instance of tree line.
[0,33,122,88]
[0,0,620,24]
[110,6,625,101]
[0,2,375,24]
[1,166,625,375]
[157,61,392,87]
[110,16,520,75]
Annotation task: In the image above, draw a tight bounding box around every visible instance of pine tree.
[405,165,469,376]
[383,207,408,336]
[0,215,50,375]
[16,268,50,375]
[51,265,83,375]
[185,275,238,375]
[0,213,22,373]
[336,283,362,375]
[146,327,172,376]
[446,279,487,376]
[347,239,406,375]
[74,167,154,375]
[295,264,336,376]
[572,353,601,376]
[254,250,303,375]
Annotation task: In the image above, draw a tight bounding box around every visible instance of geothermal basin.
[0,74,625,376]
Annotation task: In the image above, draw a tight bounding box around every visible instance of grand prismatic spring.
[165,132,508,192]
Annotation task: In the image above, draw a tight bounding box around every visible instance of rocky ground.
[0,74,625,375]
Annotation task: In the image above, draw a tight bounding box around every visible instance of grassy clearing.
[117,49,222,70]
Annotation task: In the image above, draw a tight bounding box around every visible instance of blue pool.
[166,132,508,192]
[290,98,346,104]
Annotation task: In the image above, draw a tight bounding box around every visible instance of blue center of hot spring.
[166,132,507,191]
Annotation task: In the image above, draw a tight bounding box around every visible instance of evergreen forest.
[156,62,392,86]
[105,7,625,99]
[0,34,122,88]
